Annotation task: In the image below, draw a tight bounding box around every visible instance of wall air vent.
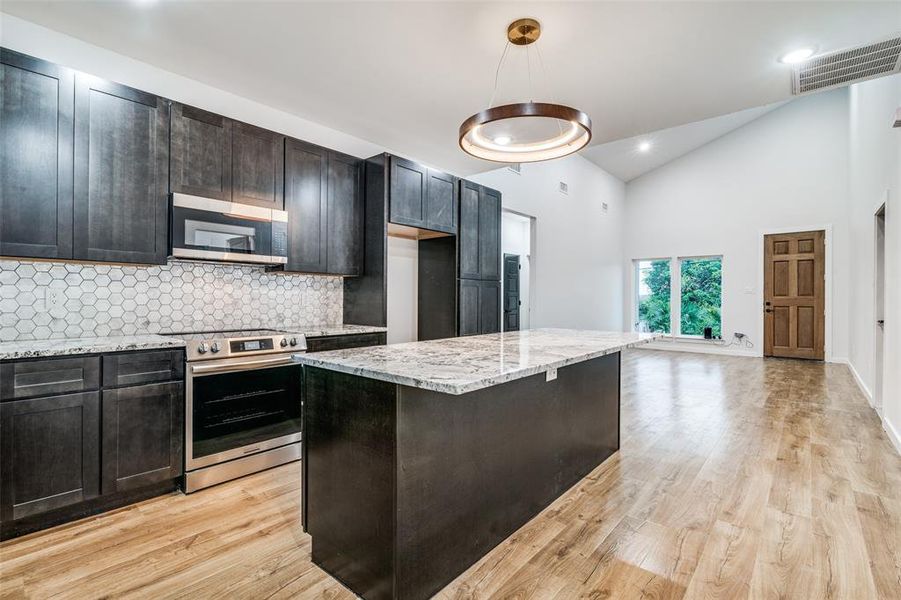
[507,163,522,174]
[558,181,568,195]
[792,35,901,95]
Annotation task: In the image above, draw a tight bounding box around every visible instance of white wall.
[501,211,532,330]
[0,14,384,160]
[624,90,852,360]
[847,74,901,452]
[386,237,418,344]
[472,156,625,331]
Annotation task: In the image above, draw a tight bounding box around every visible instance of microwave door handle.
[190,356,297,375]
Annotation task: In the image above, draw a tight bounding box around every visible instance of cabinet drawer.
[0,356,100,401]
[102,350,184,388]
[306,333,387,353]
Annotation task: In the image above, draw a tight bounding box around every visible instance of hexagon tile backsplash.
[0,259,344,341]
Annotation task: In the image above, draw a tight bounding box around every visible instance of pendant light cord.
[526,45,534,103]
[488,40,512,108]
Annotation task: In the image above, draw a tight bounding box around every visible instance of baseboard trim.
[883,417,901,456]
[642,340,759,358]
[844,359,874,405]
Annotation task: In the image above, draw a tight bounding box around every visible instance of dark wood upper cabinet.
[101,382,183,495]
[284,138,328,273]
[389,156,427,228]
[170,103,231,201]
[388,156,457,234]
[0,392,100,522]
[0,49,74,259]
[326,150,363,276]
[73,74,169,265]
[231,121,284,210]
[283,140,362,276]
[425,168,457,234]
[458,180,501,281]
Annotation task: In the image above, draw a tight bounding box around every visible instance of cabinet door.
[73,75,169,264]
[458,180,481,279]
[458,279,481,336]
[425,168,457,234]
[0,392,100,522]
[478,187,502,280]
[232,121,284,209]
[1,49,74,259]
[306,332,386,353]
[170,103,232,201]
[327,151,363,276]
[479,280,501,334]
[284,139,328,273]
[101,382,183,494]
[389,156,427,228]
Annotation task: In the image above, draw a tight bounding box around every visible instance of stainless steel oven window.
[185,355,302,471]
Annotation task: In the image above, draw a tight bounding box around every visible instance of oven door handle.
[190,356,298,375]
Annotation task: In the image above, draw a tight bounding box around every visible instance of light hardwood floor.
[2,350,900,599]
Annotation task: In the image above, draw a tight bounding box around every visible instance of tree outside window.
[636,259,671,333]
[680,257,722,337]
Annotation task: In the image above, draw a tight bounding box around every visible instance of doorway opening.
[874,203,886,413]
[501,211,534,331]
[763,230,826,360]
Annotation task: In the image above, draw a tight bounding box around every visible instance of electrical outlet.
[546,368,558,382]
[45,288,64,310]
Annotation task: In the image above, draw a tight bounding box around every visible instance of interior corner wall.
[623,89,852,359]
[471,155,625,331]
[847,74,901,452]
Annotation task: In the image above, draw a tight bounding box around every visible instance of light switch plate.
[546,368,558,382]
[45,288,64,310]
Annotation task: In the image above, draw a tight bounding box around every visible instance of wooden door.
[0,392,100,522]
[389,156,427,228]
[73,74,169,264]
[231,121,284,209]
[326,150,363,275]
[170,103,232,201]
[458,180,481,279]
[101,382,183,494]
[503,254,521,331]
[284,138,328,273]
[425,168,457,234]
[764,230,825,359]
[478,186,502,280]
[0,49,74,259]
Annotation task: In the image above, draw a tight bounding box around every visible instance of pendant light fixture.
[459,18,592,163]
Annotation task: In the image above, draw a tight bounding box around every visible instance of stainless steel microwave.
[170,193,287,265]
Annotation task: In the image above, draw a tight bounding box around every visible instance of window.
[635,259,671,333]
[679,256,722,337]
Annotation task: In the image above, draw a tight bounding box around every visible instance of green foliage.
[637,260,671,333]
[680,258,722,337]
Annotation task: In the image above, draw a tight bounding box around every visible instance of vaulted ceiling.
[3,1,899,176]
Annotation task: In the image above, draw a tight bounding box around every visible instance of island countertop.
[293,328,659,395]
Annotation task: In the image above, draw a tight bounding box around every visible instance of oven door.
[170,193,287,264]
[186,354,302,471]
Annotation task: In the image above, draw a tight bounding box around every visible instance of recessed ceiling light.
[493,136,512,146]
[638,141,652,153]
[780,48,815,64]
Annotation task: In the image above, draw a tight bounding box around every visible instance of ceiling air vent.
[792,35,901,95]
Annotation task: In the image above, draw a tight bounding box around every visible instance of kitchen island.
[293,329,657,600]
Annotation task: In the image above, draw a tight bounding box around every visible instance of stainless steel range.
[174,329,307,493]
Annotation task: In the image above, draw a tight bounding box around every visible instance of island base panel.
[303,352,621,600]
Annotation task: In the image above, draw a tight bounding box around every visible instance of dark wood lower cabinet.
[0,392,100,523]
[0,349,185,540]
[102,382,184,494]
[306,332,387,353]
[459,279,501,336]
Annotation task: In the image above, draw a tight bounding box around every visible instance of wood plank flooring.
[2,349,900,599]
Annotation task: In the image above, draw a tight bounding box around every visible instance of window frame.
[631,254,724,338]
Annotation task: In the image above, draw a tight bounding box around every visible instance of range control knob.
[197,342,209,354]
[280,338,289,348]
[210,342,221,353]
[289,337,298,346]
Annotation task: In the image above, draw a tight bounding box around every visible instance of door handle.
[765,308,773,313]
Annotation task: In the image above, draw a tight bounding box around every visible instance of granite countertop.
[292,328,660,395]
[0,334,186,361]
[0,324,386,361]
[299,324,387,338]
